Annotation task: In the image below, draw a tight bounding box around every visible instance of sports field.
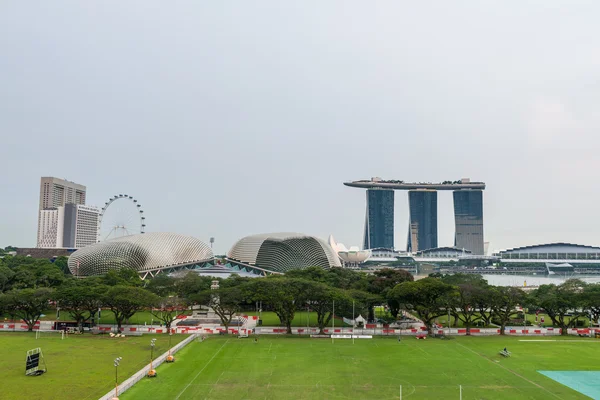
[121,336,600,399]
[0,332,184,400]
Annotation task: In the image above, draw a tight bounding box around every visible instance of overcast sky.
[1,1,599,254]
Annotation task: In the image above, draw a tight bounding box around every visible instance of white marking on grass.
[175,339,230,400]
[268,342,273,353]
[455,342,562,400]
[519,340,599,342]
[207,371,225,396]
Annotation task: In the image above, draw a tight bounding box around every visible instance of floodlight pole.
[352,300,355,344]
[331,300,335,344]
[113,357,122,400]
[148,338,157,377]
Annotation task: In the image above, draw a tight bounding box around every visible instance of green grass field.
[121,336,600,399]
[0,332,185,400]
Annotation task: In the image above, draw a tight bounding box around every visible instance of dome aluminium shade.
[227,232,341,273]
[68,232,214,277]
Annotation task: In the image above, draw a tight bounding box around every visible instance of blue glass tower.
[453,190,484,255]
[407,190,438,252]
[363,189,394,250]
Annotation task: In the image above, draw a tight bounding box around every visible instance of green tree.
[193,286,249,334]
[12,266,36,289]
[370,268,414,318]
[101,268,143,287]
[102,286,159,332]
[489,286,525,335]
[248,278,311,334]
[449,283,489,334]
[529,279,586,335]
[303,281,351,334]
[150,296,190,331]
[441,274,489,332]
[0,265,15,293]
[34,264,65,288]
[146,274,176,297]
[581,283,600,324]
[2,288,53,331]
[346,289,384,323]
[174,272,213,298]
[389,278,456,334]
[53,256,70,275]
[54,282,103,332]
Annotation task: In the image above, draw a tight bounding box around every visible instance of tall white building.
[37,208,64,248]
[39,177,86,210]
[63,204,100,248]
[36,177,97,249]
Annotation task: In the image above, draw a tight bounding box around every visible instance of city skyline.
[1,2,599,254]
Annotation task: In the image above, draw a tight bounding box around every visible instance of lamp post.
[112,357,122,400]
[166,332,175,363]
[147,339,157,377]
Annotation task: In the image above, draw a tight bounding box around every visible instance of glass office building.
[453,190,484,255]
[407,190,438,252]
[363,189,394,250]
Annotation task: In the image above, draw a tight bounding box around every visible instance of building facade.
[227,232,341,274]
[36,177,96,249]
[39,177,86,210]
[63,204,100,248]
[68,232,214,278]
[363,189,394,250]
[37,208,64,248]
[453,190,484,255]
[407,190,438,252]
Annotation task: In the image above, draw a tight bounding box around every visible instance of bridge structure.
[344,177,486,255]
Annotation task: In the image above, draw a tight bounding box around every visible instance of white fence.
[97,333,197,400]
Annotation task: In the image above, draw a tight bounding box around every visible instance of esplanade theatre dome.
[226,232,342,273]
[68,232,214,278]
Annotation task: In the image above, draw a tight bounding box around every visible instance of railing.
[97,333,197,400]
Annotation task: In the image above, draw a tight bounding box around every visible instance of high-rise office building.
[363,189,394,249]
[63,204,100,248]
[39,177,86,210]
[37,208,65,248]
[453,190,484,255]
[407,190,438,252]
[37,177,96,248]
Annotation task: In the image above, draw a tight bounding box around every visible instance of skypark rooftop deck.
[344,178,485,190]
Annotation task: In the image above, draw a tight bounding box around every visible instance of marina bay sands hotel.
[344,178,485,255]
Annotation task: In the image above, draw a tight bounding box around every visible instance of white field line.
[519,339,600,342]
[174,339,230,400]
[455,342,562,400]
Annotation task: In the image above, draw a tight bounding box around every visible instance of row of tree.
[0,265,414,334]
[392,273,600,335]
[2,250,600,337]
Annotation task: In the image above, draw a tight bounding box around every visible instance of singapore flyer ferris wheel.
[97,194,146,242]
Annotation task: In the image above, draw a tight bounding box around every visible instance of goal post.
[36,330,65,340]
[238,316,249,338]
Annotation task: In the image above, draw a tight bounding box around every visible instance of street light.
[147,339,157,377]
[166,332,175,363]
[112,357,122,400]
